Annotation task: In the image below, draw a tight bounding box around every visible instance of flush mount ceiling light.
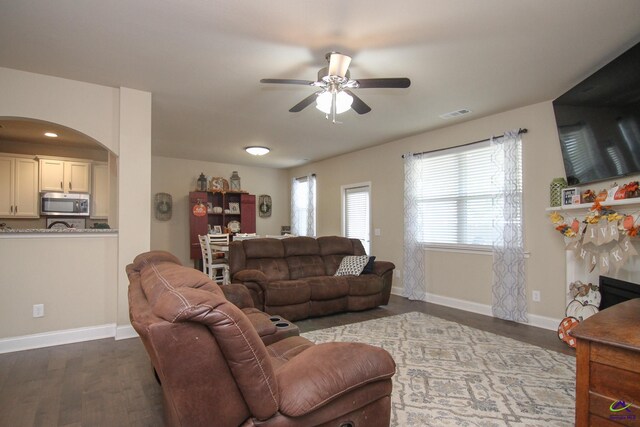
[245,146,270,156]
[44,132,58,138]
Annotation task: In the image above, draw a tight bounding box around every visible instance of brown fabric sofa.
[229,236,395,321]
[127,250,396,427]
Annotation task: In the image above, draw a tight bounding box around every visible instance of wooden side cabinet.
[189,191,257,260]
[570,299,640,426]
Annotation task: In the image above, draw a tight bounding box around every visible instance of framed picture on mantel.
[562,187,579,206]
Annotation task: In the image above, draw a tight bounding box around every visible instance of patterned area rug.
[302,312,575,426]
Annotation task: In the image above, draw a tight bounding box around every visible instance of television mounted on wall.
[552,41,640,186]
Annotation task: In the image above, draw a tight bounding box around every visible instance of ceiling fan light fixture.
[316,91,353,115]
[327,53,351,78]
[245,146,270,156]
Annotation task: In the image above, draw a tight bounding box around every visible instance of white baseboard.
[115,324,138,340]
[0,322,140,353]
[390,291,560,331]
[391,285,404,296]
[0,323,116,354]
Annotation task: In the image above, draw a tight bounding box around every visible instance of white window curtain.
[291,174,316,236]
[402,152,426,300]
[491,130,527,322]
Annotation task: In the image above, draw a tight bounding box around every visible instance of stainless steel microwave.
[41,192,90,216]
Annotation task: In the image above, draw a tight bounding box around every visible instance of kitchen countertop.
[0,228,117,234]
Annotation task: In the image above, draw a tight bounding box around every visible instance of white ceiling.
[1,0,639,169]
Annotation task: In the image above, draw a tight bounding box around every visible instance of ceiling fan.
[260,52,411,123]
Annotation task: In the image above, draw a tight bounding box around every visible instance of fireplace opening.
[599,276,640,310]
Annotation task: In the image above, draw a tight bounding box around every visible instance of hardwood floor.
[0,295,574,426]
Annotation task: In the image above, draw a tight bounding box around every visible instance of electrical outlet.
[33,304,44,318]
[374,228,381,236]
[394,269,401,279]
[532,291,541,303]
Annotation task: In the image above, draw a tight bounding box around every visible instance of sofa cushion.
[305,276,349,300]
[246,258,290,282]
[317,236,355,256]
[265,280,310,306]
[362,256,376,274]
[347,275,384,296]
[287,255,326,280]
[243,238,285,258]
[335,255,369,276]
[282,237,320,256]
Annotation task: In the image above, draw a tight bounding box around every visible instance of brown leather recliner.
[128,251,396,426]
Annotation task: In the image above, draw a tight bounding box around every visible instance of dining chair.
[198,234,229,284]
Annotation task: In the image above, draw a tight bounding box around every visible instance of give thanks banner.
[550,202,639,274]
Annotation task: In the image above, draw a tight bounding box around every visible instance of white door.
[343,183,371,254]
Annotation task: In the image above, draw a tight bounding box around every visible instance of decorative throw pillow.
[334,255,369,276]
[361,256,376,274]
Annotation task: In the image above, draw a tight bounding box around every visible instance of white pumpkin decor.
[565,300,599,321]
[565,281,601,321]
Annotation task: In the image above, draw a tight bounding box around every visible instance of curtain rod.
[401,128,528,158]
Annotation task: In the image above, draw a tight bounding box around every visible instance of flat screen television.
[553,41,640,186]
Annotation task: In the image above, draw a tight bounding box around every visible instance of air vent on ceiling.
[439,108,472,119]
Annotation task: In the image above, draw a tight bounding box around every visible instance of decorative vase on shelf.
[550,177,567,207]
[230,171,241,191]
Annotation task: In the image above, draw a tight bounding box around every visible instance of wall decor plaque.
[259,194,272,218]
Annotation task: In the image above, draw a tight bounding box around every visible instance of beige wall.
[289,101,569,320]
[0,68,151,340]
[0,235,117,337]
[151,156,290,266]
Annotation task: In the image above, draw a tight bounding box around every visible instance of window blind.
[417,140,522,247]
[344,185,370,253]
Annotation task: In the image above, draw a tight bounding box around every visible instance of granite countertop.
[0,228,117,234]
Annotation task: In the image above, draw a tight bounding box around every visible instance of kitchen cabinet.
[189,191,256,260]
[0,156,39,218]
[91,162,109,219]
[40,159,90,193]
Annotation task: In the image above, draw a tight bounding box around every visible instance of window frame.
[415,139,523,251]
[341,182,372,254]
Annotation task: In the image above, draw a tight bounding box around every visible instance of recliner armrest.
[276,342,395,417]
[372,260,395,277]
[221,283,255,309]
[233,269,269,288]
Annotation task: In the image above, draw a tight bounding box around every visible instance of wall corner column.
[116,87,151,338]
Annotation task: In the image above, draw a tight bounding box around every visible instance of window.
[416,140,522,248]
[343,183,371,254]
[291,174,316,236]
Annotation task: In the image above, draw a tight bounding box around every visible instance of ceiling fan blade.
[260,78,315,85]
[355,78,411,89]
[289,92,320,112]
[344,90,371,115]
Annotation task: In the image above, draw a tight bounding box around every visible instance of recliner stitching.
[149,263,190,311]
[213,309,279,409]
[287,370,395,415]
